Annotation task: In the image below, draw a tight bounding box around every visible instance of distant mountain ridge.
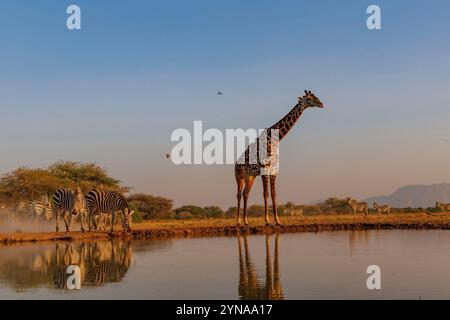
[364,183,450,208]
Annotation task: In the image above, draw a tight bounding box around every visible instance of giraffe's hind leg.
[270,175,281,225]
[262,175,270,225]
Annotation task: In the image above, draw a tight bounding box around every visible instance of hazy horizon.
[1,1,450,208]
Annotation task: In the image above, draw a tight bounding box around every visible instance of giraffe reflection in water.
[238,233,284,300]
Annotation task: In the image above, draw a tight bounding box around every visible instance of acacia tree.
[0,161,126,202]
[48,161,127,193]
[318,197,350,214]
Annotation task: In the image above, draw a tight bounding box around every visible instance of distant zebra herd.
[345,197,395,217]
[0,187,134,233]
[435,202,450,213]
[346,197,450,217]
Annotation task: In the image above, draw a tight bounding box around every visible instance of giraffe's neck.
[269,101,307,140]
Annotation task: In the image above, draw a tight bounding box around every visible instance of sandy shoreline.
[1,213,449,244]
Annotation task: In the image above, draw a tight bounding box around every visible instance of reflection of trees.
[238,233,284,300]
[0,240,133,290]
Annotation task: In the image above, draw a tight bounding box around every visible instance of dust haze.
[0,208,75,233]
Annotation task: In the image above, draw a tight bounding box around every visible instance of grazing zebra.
[96,212,112,231]
[53,187,87,232]
[86,189,134,232]
[283,207,304,217]
[435,201,450,213]
[373,202,391,215]
[29,200,53,221]
[346,197,369,218]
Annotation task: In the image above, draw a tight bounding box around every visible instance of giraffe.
[234,90,324,226]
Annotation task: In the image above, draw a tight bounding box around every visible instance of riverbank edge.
[1,216,449,244]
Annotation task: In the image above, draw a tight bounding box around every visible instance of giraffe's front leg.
[270,175,281,225]
[262,175,270,225]
[236,176,244,226]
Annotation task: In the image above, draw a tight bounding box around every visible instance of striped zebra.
[435,201,450,213]
[373,202,391,215]
[346,197,369,218]
[29,200,53,222]
[86,189,134,232]
[282,207,304,217]
[95,212,112,231]
[53,187,87,232]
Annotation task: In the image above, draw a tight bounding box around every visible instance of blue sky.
[1,0,450,207]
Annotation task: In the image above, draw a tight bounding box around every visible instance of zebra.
[29,200,53,222]
[53,187,87,232]
[282,207,304,217]
[8,201,27,219]
[95,212,112,231]
[86,189,134,232]
[346,197,369,218]
[435,201,450,213]
[373,202,391,215]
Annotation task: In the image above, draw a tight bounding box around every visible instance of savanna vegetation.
[0,161,440,223]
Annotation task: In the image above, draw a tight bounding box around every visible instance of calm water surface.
[1,230,450,299]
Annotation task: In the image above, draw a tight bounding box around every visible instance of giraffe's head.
[299,90,324,109]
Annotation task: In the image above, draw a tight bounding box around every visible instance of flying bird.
[164,153,170,159]
[217,91,223,95]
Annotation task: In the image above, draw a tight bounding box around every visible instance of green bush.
[175,211,194,220]
[174,205,205,218]
[203,206,225,218]
[132,210,143,223]
[128,193,173,219]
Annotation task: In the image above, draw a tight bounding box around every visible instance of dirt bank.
[1,213,449,245]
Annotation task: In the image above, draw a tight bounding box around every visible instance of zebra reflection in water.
[52,240,133,288]
[238,233,284,300]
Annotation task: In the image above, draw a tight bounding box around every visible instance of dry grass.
[132,212,450,230]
